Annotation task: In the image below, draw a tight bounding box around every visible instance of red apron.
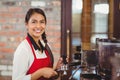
[26,36,52,80]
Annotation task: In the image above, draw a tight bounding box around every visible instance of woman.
[12,8,63,80]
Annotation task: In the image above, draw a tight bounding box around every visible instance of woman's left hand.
[55,57,63,70]
[55,57,69,70]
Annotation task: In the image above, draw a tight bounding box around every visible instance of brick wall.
[0,0,61,79]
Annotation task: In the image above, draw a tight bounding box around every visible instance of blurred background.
[0,0,61,79]
[0,0,120,80]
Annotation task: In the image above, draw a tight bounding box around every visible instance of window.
[91,2,109,48]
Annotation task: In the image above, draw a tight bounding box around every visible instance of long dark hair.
[25,8,47,43]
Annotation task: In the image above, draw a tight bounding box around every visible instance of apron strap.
[45,44,54,66]
[26,36,37,59]
[26,36,54,66]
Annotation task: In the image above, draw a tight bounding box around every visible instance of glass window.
[91,1,109,48]
[72,0,82,50]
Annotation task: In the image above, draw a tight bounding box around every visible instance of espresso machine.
[79,38,120,80]
[80,50,101,80]
[56,38,120,80]
[97,38,120,80]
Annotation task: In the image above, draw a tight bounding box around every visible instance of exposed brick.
[9,31,21,36]
[48,36,60,43]
[47,25,61,31]
[8,7,23,12]
[0,59,12,65]
[0,19,7,24]
[52,49,60,55]
[14,13,25,18]
[52,1,61,6]
[0,31,21,36]
[21,1,30,6]
[0,42,6,47]
[2,26,13,30]
[0,7,8,12]
[47,32,60,38]
[0,54,5,59]
[1,70,12,76]
[0,13,13,18]
[0,48,14,54]
[7,65,12,71]
[0,0,61,79]
[15,36,25,42]
[0,76,11,80]
[0,65,7,71]
[53,43,61,49]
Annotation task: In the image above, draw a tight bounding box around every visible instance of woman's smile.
[26,13,46,39]
[34,28,42,33]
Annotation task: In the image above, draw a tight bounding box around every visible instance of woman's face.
[26,13,46,39]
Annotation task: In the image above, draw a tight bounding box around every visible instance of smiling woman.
[12,8,63,80]
[26,12,46,42]
[0,0,61,80]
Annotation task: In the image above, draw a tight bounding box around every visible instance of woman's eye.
[40,21,45,23]
[32,21,36,23]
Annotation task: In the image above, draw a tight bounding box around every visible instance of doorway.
[61,0,109,80]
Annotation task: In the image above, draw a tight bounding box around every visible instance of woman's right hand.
[31,67,58,80]
[40,67,58,78]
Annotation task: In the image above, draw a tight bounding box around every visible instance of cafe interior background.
[0,0,120,80]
